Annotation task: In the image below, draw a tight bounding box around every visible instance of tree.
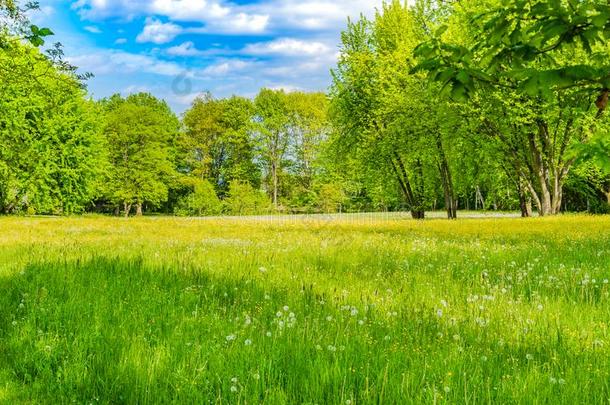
[330,0,461,219]
[253,89,291,209]
[414,0,610,215]
[0,41,104,214]
[181,94,258,196]
[102,93,179,217]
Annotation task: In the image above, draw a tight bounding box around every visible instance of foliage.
[174,178,222,216]
[101,93,179,216]
[0,41,104,214]
[223,181,272,216]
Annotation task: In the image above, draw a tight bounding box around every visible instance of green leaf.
[38,28,54,37]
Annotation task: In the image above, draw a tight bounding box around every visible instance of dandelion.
[346,400,352,405]
[230,386,238,393]
[526,354,534,361]
[244,339,252,346]
[436,309,443,318]
[276,311,283,318]
[11,321,17,326]
[283,306,289,312]
[558,378,566,385]
[231,377,238,384]
[358,320,365,325]
[537,304,544,311]
[326,316,333,322]
[444,386,451,393]
[327,345,337,352]
[350,308,358,316]
[253,373,260,380]
[266,331,272,337]
[259,266,267,273]
[550,377,557,384]
[226,334,236,342]
[440,299,448,307]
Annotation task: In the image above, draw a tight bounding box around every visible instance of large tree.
[181,94,258,197]
[331,0,461,219]
[0,41,104,214]
[253,89,292,209]
[415,0,610,215]
[102,93,179,217]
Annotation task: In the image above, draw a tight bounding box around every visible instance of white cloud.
[68,50,184,77]
[167,41,205,56]
[201,59,253,76]
[73,0,270,34]
[136,17,182,44]
[84,25,102,33]
[244,38,331,57]
[115,38,127,44]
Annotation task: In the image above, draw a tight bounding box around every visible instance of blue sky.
[31,0,385,113]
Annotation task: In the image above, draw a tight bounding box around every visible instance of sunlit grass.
[1,215,609,403]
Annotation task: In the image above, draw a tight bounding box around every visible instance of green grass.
[1,215,609,404]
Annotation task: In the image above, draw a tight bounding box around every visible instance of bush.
[224,181,272,216]
[174,179,222,216]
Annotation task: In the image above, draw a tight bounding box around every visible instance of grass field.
[1,215,609,404]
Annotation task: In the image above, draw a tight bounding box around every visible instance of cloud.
[73,0,270,35]
[84,25,102,33]
[244,38,331,57]
[201,59,253,76]
[136,17,182,44]
[68,49,184,77]
[115,38,127,44]
[166,41,205,56]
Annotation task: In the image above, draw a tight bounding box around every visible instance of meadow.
[1,215,609,404]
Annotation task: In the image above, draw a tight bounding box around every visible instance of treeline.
[1,0,610,217]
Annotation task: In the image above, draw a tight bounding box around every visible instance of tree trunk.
[114,206,120,216]
[272,160,278,209]
[436,135,457,219]
[411,210,425,219]
[136,203,143,216]
[124,202,132,218]
[517,179,533,218]
[606,190,610,206]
